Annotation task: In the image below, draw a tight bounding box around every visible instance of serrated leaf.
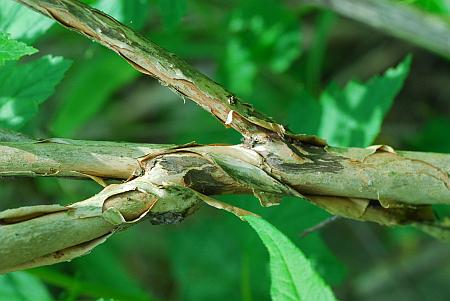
[318,55,411,147]
[0,272,54,301]
[0,0,53,43]
[220,0,301,96]
[244,215,337,301]
[0,33,37,65]
[0,55,72,130]
[168,196,345,300]
[289,55,411,147]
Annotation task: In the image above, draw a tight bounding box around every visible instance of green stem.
[303,0,450,59]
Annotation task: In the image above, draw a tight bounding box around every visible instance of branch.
[0,128,34,142]
[1,139,449,205]
[2,0,449,273]
[14,0,293,139]
[0,138,174,179]
[303,0,450,59]
[1,137,449,272]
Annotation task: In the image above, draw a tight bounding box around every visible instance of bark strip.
[1,140,449,205]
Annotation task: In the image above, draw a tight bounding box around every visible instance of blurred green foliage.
[0,0,449,300]
[95,0,151,30]
[0,272,54,301]
[0,55,71,130]
[51,47,138,137]
[0,5,71,130]
[0,0,53,43]
[219,0,301,96]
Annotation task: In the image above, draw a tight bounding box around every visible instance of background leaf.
[0,0,53,43]
[400,0,450,16]
[289,55,411,147]
[0,33,37,65]
[0,55,71,130]
[0,272,54,301]
[244,215,337,301]
[318,55,411,147]
[219,0,301,97]
[167,196,345,301]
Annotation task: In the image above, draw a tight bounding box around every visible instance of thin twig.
[300,216,340,238]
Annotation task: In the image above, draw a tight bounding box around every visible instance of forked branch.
[0,0,449,273]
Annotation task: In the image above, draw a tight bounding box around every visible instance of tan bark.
[0,0,448,273]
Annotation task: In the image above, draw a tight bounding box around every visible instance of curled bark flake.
[225,110,234,126]
[0,233,112,274]
[196,191,259,220]
[206,152,301,198]
[366,144,396,154]
[0,204,67,224]
[253,190,282,207]
[80,173,108,187]
[307,195,435,226]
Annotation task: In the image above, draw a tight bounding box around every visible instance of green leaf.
[318,55,411,147]
[288,88,322,136]
[220,0,301,96]
[95,0,150,30]
[289,55,411,147]
[0,272,54,301]
[222,38,258,96]
[0,33,37,65]
[0,55,72,130]
[168,196,345,301]
[244,215,337,301]
[0,0,53,43]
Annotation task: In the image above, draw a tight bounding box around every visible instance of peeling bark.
[0,0,449,273]
[1,138,449,272]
